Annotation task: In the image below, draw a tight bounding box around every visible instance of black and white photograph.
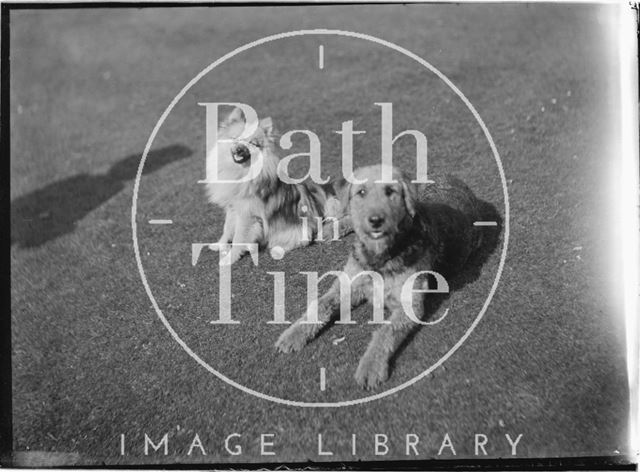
[3,1,639,468]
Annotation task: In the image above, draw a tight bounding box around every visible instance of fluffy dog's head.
[218,106,275,165]
[342,164,417,254]
[207,107,280,203]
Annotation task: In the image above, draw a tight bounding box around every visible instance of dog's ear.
[259,116,274,136]
[222,106,246,126]
[333,177,352,214]
[400,174,418,217]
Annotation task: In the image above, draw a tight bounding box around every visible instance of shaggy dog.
[276,164,492,388]
[205,107,346,264]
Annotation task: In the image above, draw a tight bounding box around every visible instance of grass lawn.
[9,3,630,465]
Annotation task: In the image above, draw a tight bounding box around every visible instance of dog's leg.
[221,213,263,265]
[355,297,423,389]
[275,256,366,353]
[213,208,236,252]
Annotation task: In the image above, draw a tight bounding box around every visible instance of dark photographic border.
[1,2,636,470]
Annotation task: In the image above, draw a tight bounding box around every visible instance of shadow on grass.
[11,144,192,248]
[388,197,503,375]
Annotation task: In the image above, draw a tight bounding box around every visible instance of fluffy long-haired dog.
[276,164,496,388]
[205,107,346,264]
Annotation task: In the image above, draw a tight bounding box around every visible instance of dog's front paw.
[211,240,230,252]
[275,323,311,353]
[219,248,243,266]
[355,353,389,389]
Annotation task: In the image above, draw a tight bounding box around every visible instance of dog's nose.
[368,215,384,228]
[231,143,251,163]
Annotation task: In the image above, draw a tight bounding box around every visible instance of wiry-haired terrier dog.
[276,164,497,388]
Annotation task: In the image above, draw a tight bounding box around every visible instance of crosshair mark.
[320,367,326,391]
[473,221,498,227]
[318,45,324,69]
[149,219,173,225]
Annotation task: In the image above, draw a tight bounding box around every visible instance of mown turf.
[9,4,630,465]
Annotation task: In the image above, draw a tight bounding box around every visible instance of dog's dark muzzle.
[231,143,251,164]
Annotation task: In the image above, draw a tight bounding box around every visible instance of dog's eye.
[249,139,262,149]
[384,186,396,197]
[356,188,367,197]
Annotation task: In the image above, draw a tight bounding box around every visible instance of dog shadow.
[11,144,192,248]
[388,198,503,373]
